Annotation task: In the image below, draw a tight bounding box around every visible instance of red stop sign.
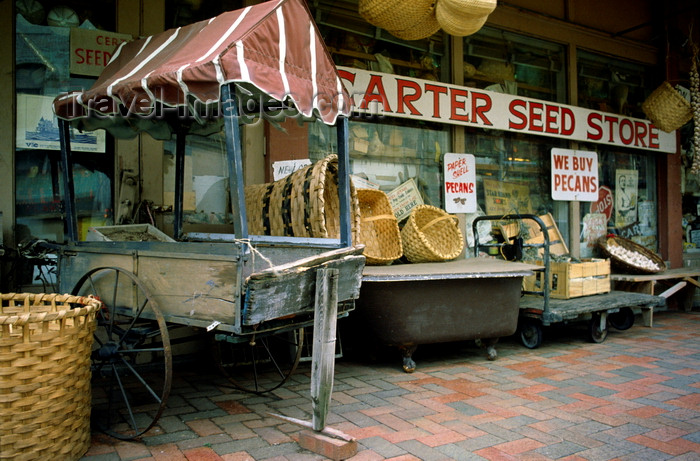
[589,185,613,221]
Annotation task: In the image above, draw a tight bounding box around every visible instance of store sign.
[590,186,614,221]
[338,67,677,154]
[70,29,131,77]
[550,148,598,201]
[444,153,477,213]
[387,179,424,222]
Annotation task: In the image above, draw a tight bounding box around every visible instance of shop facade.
[1,0,698,291]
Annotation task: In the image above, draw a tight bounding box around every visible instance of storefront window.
[309,118,449,208]
[579,146,658,257]
[15,3,118,243]
[577,50,654,118]
[313,1,447,82]
[467,129,569,246]
[464,27,566,103]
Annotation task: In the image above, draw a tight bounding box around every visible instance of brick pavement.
[81,310,700,461]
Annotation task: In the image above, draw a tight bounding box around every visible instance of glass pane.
[309,118,450,208]
[578,145,657,256]
[464,27,567,103]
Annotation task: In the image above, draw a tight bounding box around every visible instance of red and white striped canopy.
[53,0,350,137]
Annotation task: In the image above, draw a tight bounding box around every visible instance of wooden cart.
[473,214,666,348]
[51,0,364,439]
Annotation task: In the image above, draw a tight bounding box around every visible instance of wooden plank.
[311,268,339,431]
[362,258,538,281]
[610,267,700,282]
[659,281,687,299]
[243,255,364,325]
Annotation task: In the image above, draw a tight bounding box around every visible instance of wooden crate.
[523,258,611,299]
[524,213,568,256]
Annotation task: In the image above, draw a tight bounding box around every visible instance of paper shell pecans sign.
[444,153,477,213]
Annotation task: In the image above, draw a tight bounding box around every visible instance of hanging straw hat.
[359,0,440,41]
[436,0,497,37]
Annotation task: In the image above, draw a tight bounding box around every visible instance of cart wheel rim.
[72,266,172,439]
[609,307,634,330]
[589,313,609,343]
[519,318,543,349]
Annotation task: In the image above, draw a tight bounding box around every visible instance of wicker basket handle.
[361,214,395,223]
[419,214,457,232]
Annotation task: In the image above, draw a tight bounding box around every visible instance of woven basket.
[641,82,692,133]
[0,293,100,461]
[244,155,361,242]
[359,0,440,41]
[598,235,666,274]
[357,189,402,265]
[401,205,464,263]
[436,0,496,37]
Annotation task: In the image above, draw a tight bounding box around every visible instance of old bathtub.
[354,258,537,372]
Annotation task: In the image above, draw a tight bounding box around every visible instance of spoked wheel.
[518,317,543,349]
[72,266,172,439]
[609,307,635,330]
[589,312,609,343]
[213,328,304,394]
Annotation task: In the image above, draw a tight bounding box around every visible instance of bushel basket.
[401,205,464,263]
[641,82,692,133]
[0,293,100,461]
[598,235,666,274]
[357,189,402,265]
[245,154,360,242]
[358,0,440,41]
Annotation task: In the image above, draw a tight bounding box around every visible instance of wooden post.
[311,267,339,431]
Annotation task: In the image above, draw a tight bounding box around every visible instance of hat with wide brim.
[359,0,440,41]
[436,0,496,37]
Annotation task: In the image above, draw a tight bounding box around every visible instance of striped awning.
[53,0,350,138]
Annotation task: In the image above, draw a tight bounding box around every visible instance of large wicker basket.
[245,155,361,243]
[0,293,100,461]
[598,235,666,274]
[401,205,464,263]
[641,82,693,133]
[357,189,402,265]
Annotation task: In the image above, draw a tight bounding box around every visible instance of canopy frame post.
[58,118,79,242]
[222,84,248,241]
[173,124,187,240]
[336,116,351,247]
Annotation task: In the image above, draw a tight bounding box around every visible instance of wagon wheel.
[518,317,543,349]
[213,327,304,394]
[589,312,609,343]
[608,307,635,330]
[72,266,172,439]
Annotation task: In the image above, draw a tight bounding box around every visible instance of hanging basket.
[436,0,496,37]
[401,205,464,263]
[357,189,402,265]
[598,235,666,274]
[641,82,692,133]
[359,0,440,41]
[0,293,100,461]
[244,155,361,242]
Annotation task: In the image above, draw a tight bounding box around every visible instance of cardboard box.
[523,258,610,299]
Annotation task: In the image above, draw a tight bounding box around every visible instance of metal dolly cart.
[473,214,666,348]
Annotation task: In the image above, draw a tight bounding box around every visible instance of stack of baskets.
[244,154,361,243]
[356,189,403,265]
[641,81,693,133]
[0,293,100,461]
[436,0,497,37]
[401,205,464,263]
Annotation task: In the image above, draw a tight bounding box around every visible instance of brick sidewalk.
[82,310,700,460]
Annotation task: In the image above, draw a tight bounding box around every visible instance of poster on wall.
[615,169,638,228]
[580,212,608,257]
[16,94,106,153]
[444,153,477,213]
[483,179,533,215]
